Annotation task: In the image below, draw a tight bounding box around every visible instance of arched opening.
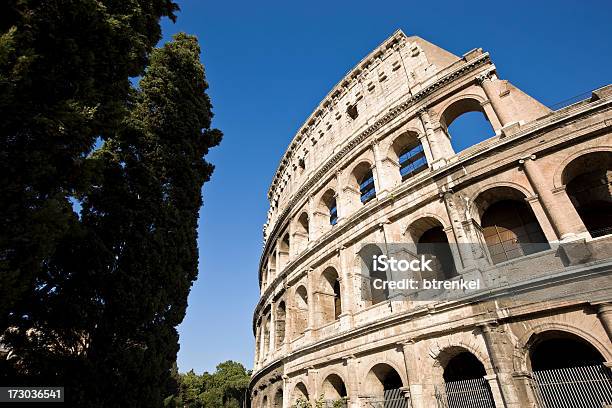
[438,350,495,408]
[293,285,308,338]
[262,395,269,408]
[319,267,342,324]
[278,232,290,270]
[529,331,611,407]
[440,98,495,154]
[262,313,271,357]
[388,132,428,185]
[410,218,457,280]
[352,162,376,204]
[275,301,286,348]
[292,382,309,405]
[530,331,605,371]
[320,189,338,226]
[322,373,348,403]
[364,363,406,406]
[443,352,487,382]
[476,187,549,264]
[298,212,309,239]
[273,388,283,408]
[563,151,612,238]
[358,244,388,305]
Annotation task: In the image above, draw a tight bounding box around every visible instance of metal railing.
[531,364,612,408]
[363,388,409,408]
[434,377,495,408]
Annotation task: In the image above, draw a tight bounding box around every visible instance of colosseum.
[250,30,612,408]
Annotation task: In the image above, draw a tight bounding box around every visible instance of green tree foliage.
[0,5,222,406]
[0,0,178,332]
[165,361,251,408]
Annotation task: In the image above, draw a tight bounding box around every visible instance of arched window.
[439,350,495,408]
[262,313,271,357]
[364,363,406,406]
[292,382,309,405]
[475,187,549,264]
[298,212,309,238]
[388,132,428,185]
[273,388,283,408]
[275,301,286,348]
[350,162,377,208]
[440,98,495,154]
[319,267,341,324]
[359,170,376,204]
[563,151,612,238]
[359,244,388,305]
[322,374,348,403]
[293,286,308,338]
[320,189,338,226]
[529,331,610,408]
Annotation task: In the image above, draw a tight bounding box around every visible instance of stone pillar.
[370,142,386,198]
[484,374,506,408]
[343,355,360,408]
[419,108,453,169]
[400,340,423,408]
[282,375,289,408]
[597,303,612,341]
[480,323,524,408]
[478,71,512,127]
[442,191,476,270]
[519,155,586,240]
[418,133,434,168]
[306,269,315,338]
[269,302,276,357]
[306,368,319,404]
[334,170,345,222]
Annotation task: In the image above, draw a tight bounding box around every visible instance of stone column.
[306,269,316,339]
[371,141,387,197]
[343,355,360,408]
[484,374,506,408]
[597,303,612,342]
[480,323,524,408]
[269,302,276,357]
[306,368,319,404]
[417,133,434,168]
[477,71,512,127]
[400,340,423,408]
[334,170,345,222]
[519,155,586,240]
[419,108,453,168]
[442,191,476,270]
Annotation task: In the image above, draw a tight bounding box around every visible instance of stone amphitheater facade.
[250,30,612,408]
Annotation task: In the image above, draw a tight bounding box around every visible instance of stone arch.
[292,285,308,338]
[317,266,342,323]
[473,186,549,263]
[560,150,612,237]
[350,160,376,205]
[356,243,388,305]
[362,362,406,398]
[275,300,286,348]
[290,381,309,404]
[437,94,496,153]
[553,146,612,189]
[468,181,534,223]
[318,188,339,229]
[405,216,457,280]
[273,386,283,408]
[321,372,348,401]
[385,130,428,187]
[295,211,310,242]
[430,339,494,378]
[513,322,612,373]
[436,93,489,131]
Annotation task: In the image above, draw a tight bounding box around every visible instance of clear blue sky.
[157,0,612,374]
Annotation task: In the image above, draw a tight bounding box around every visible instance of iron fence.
[531,364,612,408]
[434,377,495,408]
[363,388,409,408]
